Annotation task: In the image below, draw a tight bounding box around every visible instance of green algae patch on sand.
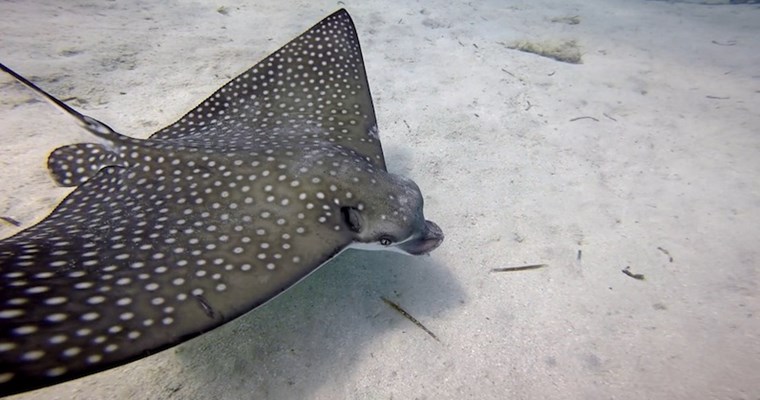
[507,40,583,64]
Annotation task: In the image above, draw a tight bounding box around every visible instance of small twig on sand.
[381,297,439,342]
[711,40,736,46]
[500,68,515,77]
[622,266,645,280]
[569,116,599,122]
[491,263,547,272]
[0,216,21,227]
[657,247,674,263]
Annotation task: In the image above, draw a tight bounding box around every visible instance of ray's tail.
[1,63,123,141]
[1,63,134,186]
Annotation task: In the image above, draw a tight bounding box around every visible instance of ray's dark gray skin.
[0,9,443,396]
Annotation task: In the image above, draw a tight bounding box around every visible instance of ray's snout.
[400,220,444,255]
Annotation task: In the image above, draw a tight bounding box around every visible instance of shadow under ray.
[171,249,462,398]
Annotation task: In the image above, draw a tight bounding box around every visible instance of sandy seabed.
[1,0,758,399]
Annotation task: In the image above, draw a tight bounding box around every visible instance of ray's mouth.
[399,220,444,255]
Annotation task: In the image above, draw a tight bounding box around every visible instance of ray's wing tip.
[330,8,354,24]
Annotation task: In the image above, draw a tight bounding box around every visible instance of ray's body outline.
[0,9,443,396]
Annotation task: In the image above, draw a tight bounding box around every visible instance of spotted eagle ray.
[0,9,443,395]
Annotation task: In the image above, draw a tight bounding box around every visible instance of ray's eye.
[379,236,393,246]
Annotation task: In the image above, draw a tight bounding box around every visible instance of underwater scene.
[0,1,758,399]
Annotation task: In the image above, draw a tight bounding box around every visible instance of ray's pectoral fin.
[48,143,124,187]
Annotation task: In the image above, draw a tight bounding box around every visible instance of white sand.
[1,0,758,399]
